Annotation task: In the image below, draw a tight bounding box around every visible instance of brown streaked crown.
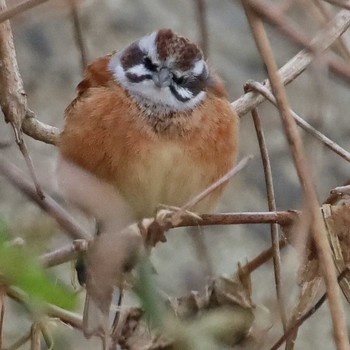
[156,29,203,70]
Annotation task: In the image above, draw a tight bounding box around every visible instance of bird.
[56,28,239,337]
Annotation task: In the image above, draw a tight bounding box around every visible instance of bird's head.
[108,29,209,112]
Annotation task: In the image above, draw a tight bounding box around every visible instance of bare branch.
[69,0,88,72]
[175,155,253,218]
[245,80,350,162]
[243,0,350,81]
[322,0,350,10]
[0,155,89,241]
[22,111,60,146]
[193,0,209,57]
[0,0,50,24]
[241,2,349,348]
[5,332,31,350]
[0,0,27,131]
[250,107,287,331]
[40,239,89,268]
[270,267,350,350]
[0,293,4,350]
[6,287,83,330]
[232,8,350,117]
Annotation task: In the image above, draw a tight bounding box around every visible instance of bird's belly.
[117,143,215,219]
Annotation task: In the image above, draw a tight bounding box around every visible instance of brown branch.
[0,0,27,130]
[69,0,88,72]
[174,155,253,219]
[0,293,4,350]
[40,239,88,268]
[232,8,350,117]
[0,0,50,24]
[6,287,83,330]
[245,80,350,162]
[193,0,209,57]
[0,0,53,200]
[250,107,287,331]
[0,155,89,241]
[322,0,350,13]
[22,110,59,145]
[241,0,350,83]
[310,0,350,61]
[270,267,350,350]
[241,2,350,348]
[8,6,349,148]
[244,237,288,274]
[30,324,41,350]
[5,332,31,350]
[174,210,297,228]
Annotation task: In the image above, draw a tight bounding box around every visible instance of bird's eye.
[173,75,186,85]
[143,57,158,72]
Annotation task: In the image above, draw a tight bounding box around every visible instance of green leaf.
[0,231,77,310]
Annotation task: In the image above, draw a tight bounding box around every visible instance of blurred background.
[0,0,349,348]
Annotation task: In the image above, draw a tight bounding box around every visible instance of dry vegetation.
[0,0,350,349]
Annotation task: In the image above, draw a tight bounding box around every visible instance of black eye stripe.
[172,75,186,85]
[126,72,152,83]
[169,85,191,102]
[143,57,158,72]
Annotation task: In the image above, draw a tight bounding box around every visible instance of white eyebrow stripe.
[174,85,193,99]
[138,31,158,62]
[192,60,205,75]
[127,64,149,76]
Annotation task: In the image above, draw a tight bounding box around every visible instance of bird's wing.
[65,54,114,115]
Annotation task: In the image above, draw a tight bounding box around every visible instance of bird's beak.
[152,68,171,88]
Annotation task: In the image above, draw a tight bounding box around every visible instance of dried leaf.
[322,203,350,303]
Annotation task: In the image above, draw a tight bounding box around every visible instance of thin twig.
[0,0,49,24]
[193,0,209,57]
[310,0,350,61]
[14,135,45,199]
[270,267,350,350]
[322,0,350,10]
[5,331,31,350]
[30,324,41,350]
[6,287,83,330]
[0,293,4,350]
[174,211,298,228]
[241,2,350,348]
[243,237,288,274]
[232,8,350,117]
[12,9,350,147]
[239,0,350,83]
[69,0,88,71]
[245,80,350,162]
[22,110,59,146]
[250,107,287,331]
[0,0,46,199]
[0,155,89,241]
[176,155,253,216]
[40,239,89,268]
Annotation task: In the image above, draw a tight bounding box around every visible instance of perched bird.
[57,28,239,336]
[58,28,239,220]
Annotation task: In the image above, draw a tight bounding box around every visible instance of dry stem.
[0,155,89,241]
[241,1,349,348]
[245,80,350,162]
[250,107,287,331]
[0,0,49,23]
